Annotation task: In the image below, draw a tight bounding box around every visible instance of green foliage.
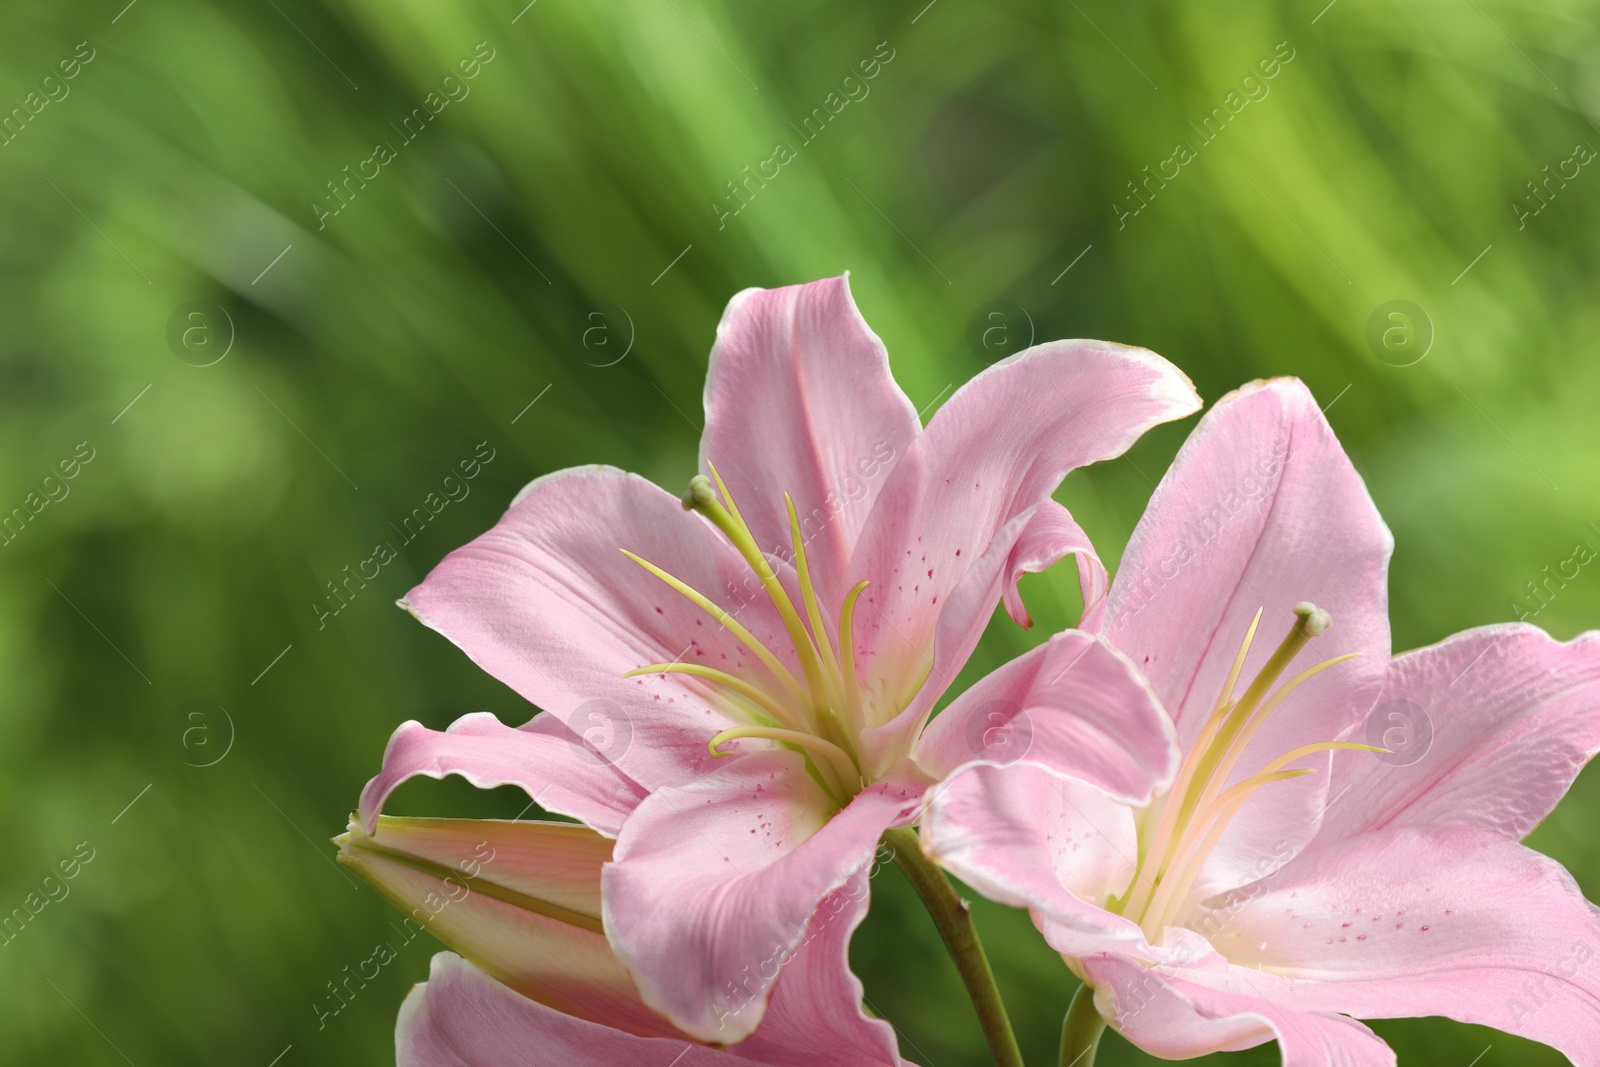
[0,0,1594,1063]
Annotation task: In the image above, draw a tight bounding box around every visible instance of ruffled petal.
[402,465,801,792]
[1083,953,1397,1066]
[700,275,919,607]
[919,761,1147,959]
[1000,500,1109,630]
[358,713,647,836]
[732,881,905,1067]
[848,340,1198,753]
[601,751,920,1043]
[1322,624,1600,842]
[1203,825,1600,1064]
[341,817,679,1039]
[913,631,1178,804]
[396,953,748,1067]
[1098,378,1393,896]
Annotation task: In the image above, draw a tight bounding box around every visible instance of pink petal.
[854,506,1036,775]
[358,713,647,836]
[914,631,1178,804]
[731,882,906,1067]
[397,953,750,1067]
[403,465,799,792]
[601,751,920,1043]
[1083,953,1397,1065]
[919,762,1148,959]
[848,340,1198,747]
[1321,624,1600,842]
[1098,378,1393,895]
[1000,500,1109,631]
[850,339,1198,678]
[700,275,920,607]
[342,817,680,1039]
[1205,824,1600,1063]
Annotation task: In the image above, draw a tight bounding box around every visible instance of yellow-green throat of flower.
[620,467,885,806]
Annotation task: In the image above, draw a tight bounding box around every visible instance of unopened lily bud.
[335,815,680,1039]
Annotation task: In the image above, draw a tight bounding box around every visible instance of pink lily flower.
[335,815,907,1066]
[920,378,1600,1064]
[357,274,1199,1041]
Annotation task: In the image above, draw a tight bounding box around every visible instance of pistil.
[1118,603,1383,939]
[683,469,833,709]
[621,471,879,802]
[708,725,861,800]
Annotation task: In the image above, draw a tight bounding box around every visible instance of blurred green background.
[2,0,1597,1063]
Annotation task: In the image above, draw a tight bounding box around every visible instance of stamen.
[624,662,802,731]
[1122,603,1343,925]
[1215,608,1264,712]
[1121,695,1240,919]
[1188,652,1361,819]
[1258,740,1388,775]
[620,549,809,710]
[1140,768,1314,939]
[1122,608,1262,920]
[1140,741,1384,937]
[693,465,833,707]
[786,494,843,695]
[1196,603,1335,792]
[709,725,861,798]
[636,475,884,801]
[838,581,869,732]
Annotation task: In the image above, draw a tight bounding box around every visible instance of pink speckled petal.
[602,751,920,1043]
[849,340,1198,759]
[1192,825,1600,1064]
[732,880,906,1067]
[700,274,920,608]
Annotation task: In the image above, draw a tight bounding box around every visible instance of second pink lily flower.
[359,274,1198,1041]
[922,378,1600,1064]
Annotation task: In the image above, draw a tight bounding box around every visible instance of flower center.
[1113,603,1381,941]
[620,466,872,805]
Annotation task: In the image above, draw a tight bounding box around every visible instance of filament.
[1119,603,1387,936]
[620,549,809,712]
[709,725,861,797]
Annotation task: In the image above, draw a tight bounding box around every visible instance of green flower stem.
[883,827,1023,1067]
[1060,982,1107,1067]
